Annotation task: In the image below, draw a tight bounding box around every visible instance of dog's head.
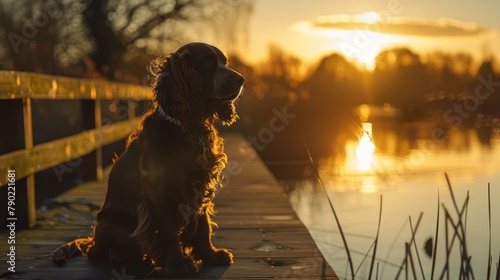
[148,42,244,128]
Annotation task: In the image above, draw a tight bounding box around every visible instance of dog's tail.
[52,237,94,265]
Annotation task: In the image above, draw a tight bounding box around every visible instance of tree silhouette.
[373,47,429,119]
[0,0,69,74]
[293,53,364,156]
[0,0,253,80]
[475,59,499,116]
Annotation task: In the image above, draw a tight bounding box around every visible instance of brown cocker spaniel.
[52,42,244,274]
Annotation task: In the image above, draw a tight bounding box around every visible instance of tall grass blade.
[462,192,474,279]
[405,242,409,280]
[487,183,492,280]
[405,242,418,280]
[444,173,474,279]
[466,256,474,280]
[440,208,451,280]
[465,190,469,234]
[353,238,375,275]
[355,239,375,276]
[431,189,440,280]
[395,212,423,279]
[409,216,426,279]
[444,173,460,216]
[495,252,499,280]
[442,204,466,279]
[305,146,355,279]
[368,195,383,280]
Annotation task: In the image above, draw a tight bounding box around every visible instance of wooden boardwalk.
[0,134,337,279]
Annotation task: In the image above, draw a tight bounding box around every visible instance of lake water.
[279,123,500,279]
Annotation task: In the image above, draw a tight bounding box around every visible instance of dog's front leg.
[188,207,233,265]
[149,195,203,274]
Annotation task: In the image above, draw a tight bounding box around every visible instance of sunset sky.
[246,0,500,70]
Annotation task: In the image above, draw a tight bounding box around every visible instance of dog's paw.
[202,248,233,265]
[161,256,203,274]
[187,257,203,272]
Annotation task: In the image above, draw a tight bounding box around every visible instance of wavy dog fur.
[52,43,244,274]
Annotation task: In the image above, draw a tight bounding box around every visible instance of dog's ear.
[147,53,204,127]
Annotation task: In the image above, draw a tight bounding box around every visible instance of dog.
[52,42,244,274]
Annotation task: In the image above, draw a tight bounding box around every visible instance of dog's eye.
[203,59,216,68]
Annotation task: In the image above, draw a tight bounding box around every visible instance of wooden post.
[128,100,136,119]
[95,98,103,181]
[22,97,36,228]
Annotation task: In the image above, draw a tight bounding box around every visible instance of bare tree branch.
[126,0,194,46]
[119,2,148,34]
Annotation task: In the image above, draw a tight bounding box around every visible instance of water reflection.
[359,175,377,194]
[279,122,500,279]
[355,122,375,171]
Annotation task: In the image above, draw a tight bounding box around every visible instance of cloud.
[295,12,492,38]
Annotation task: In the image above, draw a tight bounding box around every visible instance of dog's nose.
[227,68,245,86]
[229,71,244,86]
[234,75,245,86]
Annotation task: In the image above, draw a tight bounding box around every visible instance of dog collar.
[156,105,184,128]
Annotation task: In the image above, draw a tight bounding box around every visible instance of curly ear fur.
[148,53,205,128]
[215,99,239,126]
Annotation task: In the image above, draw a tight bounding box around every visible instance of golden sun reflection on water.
[356,132,375,171]
[329,122,380,193]
[355,122,375,171]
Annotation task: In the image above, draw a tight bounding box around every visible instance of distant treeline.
[229,46,499,160]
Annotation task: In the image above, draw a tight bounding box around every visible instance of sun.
[294,11,407,70]
[322,12,405,70]
[341,37,382,70]
[338,30,407,70]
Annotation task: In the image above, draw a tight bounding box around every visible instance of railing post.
[95,98,103,181]
[128,100,136,119]
[22,97,36,228]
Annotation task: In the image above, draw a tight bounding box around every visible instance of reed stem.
[431,189,440,280]
[368,195,383,280]
[306,146,355,279]
[487,183,492,280]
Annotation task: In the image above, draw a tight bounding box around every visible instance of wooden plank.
[0,134,338,279]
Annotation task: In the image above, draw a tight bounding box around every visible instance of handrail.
[0,70,151,100]
[0,70,151,227]
[0,118,141,186]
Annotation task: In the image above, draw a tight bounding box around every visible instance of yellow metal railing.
[0,70,152,227]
